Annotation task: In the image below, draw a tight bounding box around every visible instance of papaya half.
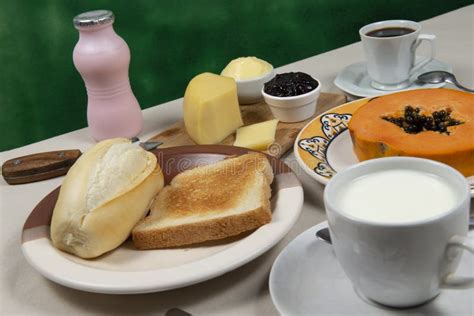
[348,89,474,176]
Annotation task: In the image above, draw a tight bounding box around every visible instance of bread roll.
[50,138,164,258]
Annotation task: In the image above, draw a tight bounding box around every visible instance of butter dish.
[221,56,274,104]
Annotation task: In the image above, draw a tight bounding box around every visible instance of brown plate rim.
[22,145,294,233]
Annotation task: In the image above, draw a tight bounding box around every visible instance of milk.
[336,169,457,223]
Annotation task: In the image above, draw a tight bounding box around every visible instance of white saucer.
[334,57,452,98]
[269,221,474,315]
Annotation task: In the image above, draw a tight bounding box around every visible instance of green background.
[0,0,471,151]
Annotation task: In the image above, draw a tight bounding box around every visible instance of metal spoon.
[315,227,331,244]
[131,137,163,151]
[316,216,474,244]
[417,71,474,92]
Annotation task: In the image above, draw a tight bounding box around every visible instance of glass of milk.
[324,157,473,308]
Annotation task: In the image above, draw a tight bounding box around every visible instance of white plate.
[334,57,452,98]
[21,147,304,294]
[269,221,474,315]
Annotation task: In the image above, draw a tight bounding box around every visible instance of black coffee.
[366,27,415,38]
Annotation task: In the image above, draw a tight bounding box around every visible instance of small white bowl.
[262,79,321,122]
[235,69,275,104]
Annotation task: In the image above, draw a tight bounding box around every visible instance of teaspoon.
[417,71,474,92]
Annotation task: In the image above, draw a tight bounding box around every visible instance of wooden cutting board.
[147,92,347,158]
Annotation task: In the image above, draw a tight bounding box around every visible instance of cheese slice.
[184,73,243,144]
[234,119,279,151]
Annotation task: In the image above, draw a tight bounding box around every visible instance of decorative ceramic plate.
[269,221,474,315]
[294,98,474,196]
[21,145,304,294]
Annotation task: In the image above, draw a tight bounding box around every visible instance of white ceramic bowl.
[262,79,321,122]
[235,69,274,104]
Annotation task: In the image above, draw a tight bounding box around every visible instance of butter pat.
[221,57,273,80]
[234,119,279,151]
[184,73,243,144]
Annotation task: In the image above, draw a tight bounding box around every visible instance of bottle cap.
[73,10,114,28]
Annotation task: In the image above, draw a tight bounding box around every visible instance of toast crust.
[132,153,273,249]
[132,205,271,249]
[156,153,272,218]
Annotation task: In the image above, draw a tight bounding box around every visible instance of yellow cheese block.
[234,119,279,151]
[184,73,244,144]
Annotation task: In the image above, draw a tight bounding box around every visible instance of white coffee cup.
[324,157,473,308]
[360,20,436,90]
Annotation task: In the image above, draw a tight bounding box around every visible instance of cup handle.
[409,34,436,75]
[441,235,474,289]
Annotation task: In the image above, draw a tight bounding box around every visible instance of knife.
[1,139,162,185]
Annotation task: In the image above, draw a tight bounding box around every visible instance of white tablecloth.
[1,5,473,315]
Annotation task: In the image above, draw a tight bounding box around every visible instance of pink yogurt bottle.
[73,10,142,141]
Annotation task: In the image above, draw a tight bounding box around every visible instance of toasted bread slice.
[132,153,274,249]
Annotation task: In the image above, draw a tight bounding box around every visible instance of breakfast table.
[1,5,473,315]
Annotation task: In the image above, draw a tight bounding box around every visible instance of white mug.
[360,20,436,90]
[324,157,473,308]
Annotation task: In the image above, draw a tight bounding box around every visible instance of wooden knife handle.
[2,150,82,185]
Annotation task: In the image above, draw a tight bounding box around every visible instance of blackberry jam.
[264,72,318,97]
